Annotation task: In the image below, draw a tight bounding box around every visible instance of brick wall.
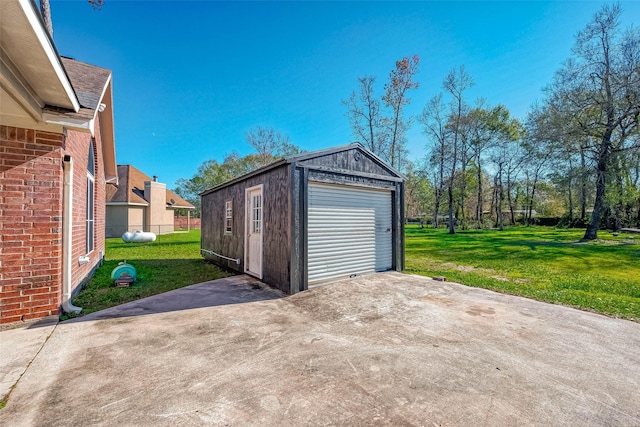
[0,126,65,323]
[63,125,106,289]
[0,123,107,325]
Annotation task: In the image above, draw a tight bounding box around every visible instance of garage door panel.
[308,183,392,284]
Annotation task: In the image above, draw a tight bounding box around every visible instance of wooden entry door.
[244,185,263,278]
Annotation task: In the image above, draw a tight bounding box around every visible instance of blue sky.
[48,0,639,190]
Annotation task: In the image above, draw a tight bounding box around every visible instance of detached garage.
[200,143,404,294]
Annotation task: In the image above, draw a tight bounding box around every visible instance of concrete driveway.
[1,272,639,426]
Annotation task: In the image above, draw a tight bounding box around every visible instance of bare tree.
[420,93,449,228]
[443,65,474,234]
[383,55,420,169]
[343,76,388,158]
[244,126,299,166]
[488,111,523,231]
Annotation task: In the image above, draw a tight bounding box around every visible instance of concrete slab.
[0,316,57,403]
[1,272,639,426]
[76,274,284,321]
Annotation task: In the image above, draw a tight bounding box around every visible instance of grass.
[67,226,639,321]
[405,225,640,320]
[64,230,231,319]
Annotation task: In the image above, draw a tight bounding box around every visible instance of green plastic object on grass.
[111,262,137,282]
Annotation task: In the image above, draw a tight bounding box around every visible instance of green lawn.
[405,225,640,320]
[65,230,230,318]
[69,227,639,321]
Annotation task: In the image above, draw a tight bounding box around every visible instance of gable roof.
[107,165,194,209]
[42,57,112,120]
[200,142,405,196]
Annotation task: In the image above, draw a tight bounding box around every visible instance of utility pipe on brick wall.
[62,155,82,314]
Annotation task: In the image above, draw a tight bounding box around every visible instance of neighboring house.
[105,165,194,237]
[200,143,405,295]
[0,0,117,323]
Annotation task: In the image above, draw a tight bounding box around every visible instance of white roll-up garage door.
[308,183,392,284]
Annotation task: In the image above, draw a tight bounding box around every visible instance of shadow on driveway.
[67,275,283,323]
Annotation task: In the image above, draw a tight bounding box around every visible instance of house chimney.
[144,178,167,234]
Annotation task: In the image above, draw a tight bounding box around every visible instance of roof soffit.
[0,0,78,111]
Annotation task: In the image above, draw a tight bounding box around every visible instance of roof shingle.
[106,165,193,209]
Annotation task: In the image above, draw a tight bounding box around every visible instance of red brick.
[3,152,28,162]
[35,138,64,147]
[35,131,63,139]
[0,303,22,311]
[0,240,24,248]
[2,159,28,167]
[0,265,24,275]
[33,269,59,276]
[2,209,27,216]
[1,140,27,149]
[5,172,32,180]
[0,179,24,186]
[12,148,38,157]
[23,276,51,284]
[2,246,30,254]
[0,315,24,324]
[24,298,53,308]
[22,311,56,321]
[24,302,57,311]
[2,284,34,292]
[22,287,51,295]
[29,293,55,303]
[1,308,30,317]
[0,290,21,298]
[1,295,30,304]
[25,143,53,151]
[0,278,23,286]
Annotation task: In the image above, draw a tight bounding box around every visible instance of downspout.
[62,155,82,314]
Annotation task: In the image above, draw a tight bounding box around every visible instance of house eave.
[98,77,117,185]
[0,0,80,113]
[41,111,93,132]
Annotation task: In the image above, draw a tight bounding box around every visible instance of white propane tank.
[122,230,157,243]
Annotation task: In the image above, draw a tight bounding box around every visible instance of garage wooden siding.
[307,183,392,283]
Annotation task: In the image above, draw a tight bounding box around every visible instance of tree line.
[345,4,639,240]
[176,4,638,241]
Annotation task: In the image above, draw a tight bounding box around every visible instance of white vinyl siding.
[307,183,392,284]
